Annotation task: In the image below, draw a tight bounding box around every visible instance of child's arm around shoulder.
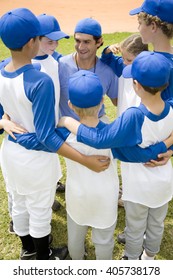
[100,45,124,77]
[58,107,144,149]
[58,116,80,135]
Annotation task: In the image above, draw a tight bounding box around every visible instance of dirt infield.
[0,0,141,34]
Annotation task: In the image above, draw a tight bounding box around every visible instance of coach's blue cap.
[37,14,69,40]
[74,18,102,37]
[68,70,103,108]
[123,51,171,87]
[130,0,173,23]
[0,8,42,49]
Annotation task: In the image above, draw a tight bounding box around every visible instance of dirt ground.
[0,0,141,35]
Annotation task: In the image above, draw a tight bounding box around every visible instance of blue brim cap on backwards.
[129,0,173,23]
[0,8,43,49]
[68,70,103,108]
[37,14,70,41]
[123,51,171,87]
[74,17,102,37]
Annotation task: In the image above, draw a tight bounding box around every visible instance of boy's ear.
[151,21,158,32]
[100,97,104,105]
[68,100,73,109]
[26,38,36,49]
[133,80,142,91]
[96,37,103,48]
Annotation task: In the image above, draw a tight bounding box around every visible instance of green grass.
[0,33,173,260]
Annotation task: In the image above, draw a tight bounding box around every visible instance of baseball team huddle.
[0,0,173,260]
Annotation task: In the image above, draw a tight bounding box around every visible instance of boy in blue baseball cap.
[0,13,70,216]
[34,13,70,209]
[129,0,173,165]
[58,51,173,260]
[37,13,69,61]
[0,7,109,260]
[58,70,120,260]
[129,0,173,103]
[115,0,173,246]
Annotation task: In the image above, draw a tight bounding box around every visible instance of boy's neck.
[37,49,47,56]
[79,115,99,127]
[141,92,165,115]
[152,36,173,54]
[6,53,32,72]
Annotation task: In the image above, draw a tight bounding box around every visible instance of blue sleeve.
[166,98,173,108]
[77,107,144,148]
[161,69,173,100]
[100,47,124,77]
[24,70,64,152]
[8,127,70,152]
[9,133,51,152]
[111,142,167,162]
[52,51,63,62]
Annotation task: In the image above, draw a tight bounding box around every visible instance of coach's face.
[74,33,100,61]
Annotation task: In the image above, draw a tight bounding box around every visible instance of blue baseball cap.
[0,8,42,49]
[68,70,103,108]
[122,51,171,87]
[37,14,69,40]
[74,18,102,37]
[130,0,173,23]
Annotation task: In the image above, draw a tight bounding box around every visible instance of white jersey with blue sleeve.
[121,102,173,207]
[77,101,173,207]
[58,122,119,229]
[0,64,62,195]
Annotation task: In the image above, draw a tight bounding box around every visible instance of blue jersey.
[156,52,173,100]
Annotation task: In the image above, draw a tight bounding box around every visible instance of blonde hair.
[138,12,173,39]
[72,103,101,118]
[120,34,148,56]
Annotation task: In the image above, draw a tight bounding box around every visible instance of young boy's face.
[39,37,58,55]
[137,17,153,45]
[121,48,136,65]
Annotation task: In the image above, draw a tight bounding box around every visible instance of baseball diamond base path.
[0,0,141,34]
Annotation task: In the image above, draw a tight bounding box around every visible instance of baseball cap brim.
[122,64,133,79]
[45,31,70,40]
[129,7,143,15]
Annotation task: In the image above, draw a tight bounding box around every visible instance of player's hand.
[84,155,110,172]
[0,119,28,140]
[144,150,173,167]
[104,44,120,54]
[108,44,120,54]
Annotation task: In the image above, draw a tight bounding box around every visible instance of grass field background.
[0,32,173,260]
